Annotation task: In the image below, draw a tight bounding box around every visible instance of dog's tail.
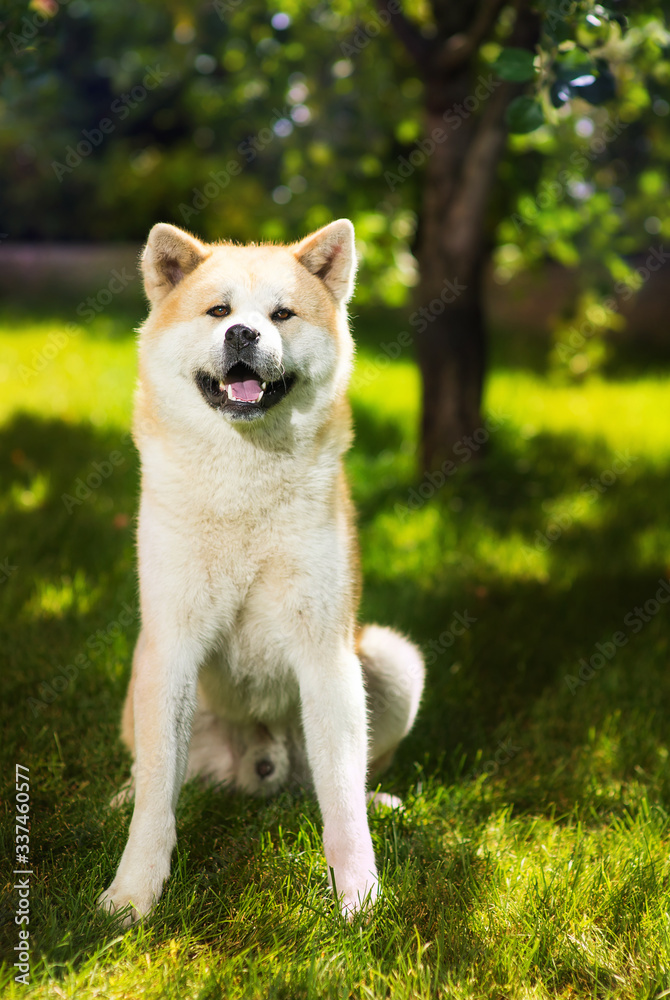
[356,624,425,777]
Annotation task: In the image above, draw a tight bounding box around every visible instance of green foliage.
[505,95,545,133]
[2,0,669,358]
[550,55,617,109]
[499,4,653,138]
[2,300,670,997]
[494,8,670,376]
[494,47,537,83]
[0,0,422,305]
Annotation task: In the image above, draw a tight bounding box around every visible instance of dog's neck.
[133,379,352,524]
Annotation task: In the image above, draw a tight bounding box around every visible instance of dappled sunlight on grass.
[471,531,551,583]
[364,505,456,589]
[350,351,419,439]
[3,305,670,998]
[487,371,670,464]
[0,315,137,428]
[22,570,102,622]
[635,526,670,571]
[4,470,50,514]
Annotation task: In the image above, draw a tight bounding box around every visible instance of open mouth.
[195,362,295,419]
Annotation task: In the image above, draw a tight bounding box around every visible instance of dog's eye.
[207,305,231,318]
[272,308,294,322]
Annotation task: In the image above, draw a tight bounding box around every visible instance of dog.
[98,219,425,923]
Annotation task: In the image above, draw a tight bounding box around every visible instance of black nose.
[225,324,260,350]
[255,759,274,779]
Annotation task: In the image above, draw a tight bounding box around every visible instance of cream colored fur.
[97,220,425,925]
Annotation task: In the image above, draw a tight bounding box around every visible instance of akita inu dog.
[98,219,425,922]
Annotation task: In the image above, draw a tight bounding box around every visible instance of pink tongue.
[227,376,263,402]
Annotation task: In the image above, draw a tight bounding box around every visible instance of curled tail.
[357,624,425,778]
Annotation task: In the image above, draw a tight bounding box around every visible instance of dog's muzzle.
[195,327,295,421]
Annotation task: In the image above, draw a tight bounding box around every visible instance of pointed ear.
[141,223,210,304]
[293,219,357,304]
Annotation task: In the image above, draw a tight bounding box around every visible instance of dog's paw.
[337,874,379,919]
[366,790,404,812]
[96,879,159,927]
[97,886,140,927]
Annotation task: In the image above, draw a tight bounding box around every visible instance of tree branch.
[377,0,434,66]
[440,5,540,269]
[441,80,512,268]
[434,0,508,75]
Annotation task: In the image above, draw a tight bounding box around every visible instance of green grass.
[2,296,670,999]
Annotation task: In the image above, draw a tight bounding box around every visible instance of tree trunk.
[382,1,539,471]
[415,261,487,472]
[415,72,511,470]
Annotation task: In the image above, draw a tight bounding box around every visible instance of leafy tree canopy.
[2,0,669,347]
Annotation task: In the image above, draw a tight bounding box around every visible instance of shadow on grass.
[0,288,146,341]
[0,412,139,643]
[0,414,142,966]
[350,402,670,815]
[1,398,669,975]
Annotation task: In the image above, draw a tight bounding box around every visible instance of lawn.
[1,290,670,999]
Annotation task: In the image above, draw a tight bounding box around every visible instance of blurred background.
[2,0,670,896]
[3,1,670,456]
[3,2,670,989]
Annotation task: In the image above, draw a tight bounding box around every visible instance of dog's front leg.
[98,631,200,925]
[299,645,378,915]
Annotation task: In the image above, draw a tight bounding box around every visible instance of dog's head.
[138,220,356,437]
